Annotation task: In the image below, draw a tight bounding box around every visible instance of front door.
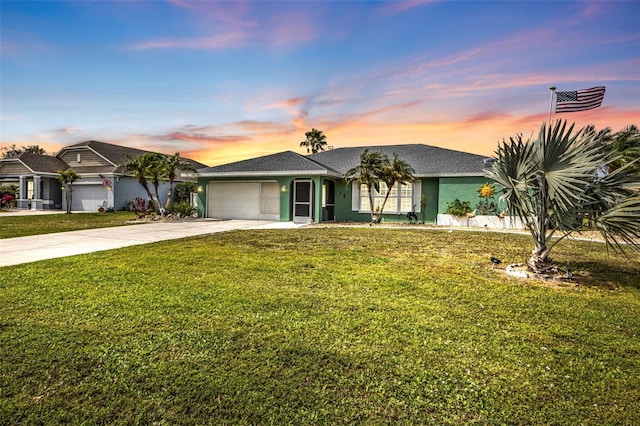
[293,179,312,223]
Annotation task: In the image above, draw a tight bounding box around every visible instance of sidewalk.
[0,219,303,267]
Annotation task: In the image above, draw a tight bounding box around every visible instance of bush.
[169,202,196,217]
[175,182,197,204]
[445,199,472,216]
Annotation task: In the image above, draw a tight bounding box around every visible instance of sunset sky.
[1,0,638,166]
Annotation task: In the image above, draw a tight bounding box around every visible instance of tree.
[163,153,196,209]
[300,128,328,154]
[344,150,386,222]
[609,125,639,172]
[57,169,80,214]
[589,124,640,172]
[344,150,415,223]
[376,153,415,217]
[486,120,640,273]
[120,153,160,213]
[1,144,47,159]
[142,152,168,212]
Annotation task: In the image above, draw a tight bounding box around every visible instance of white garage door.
[70,185,108,212]
[207,181,280,220]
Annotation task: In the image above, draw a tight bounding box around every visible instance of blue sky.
[1,0,638,166]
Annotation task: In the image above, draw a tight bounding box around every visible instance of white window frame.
[358,182,414,214]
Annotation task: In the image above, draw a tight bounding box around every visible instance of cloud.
[129,31,250,50]
[375,0,438,17]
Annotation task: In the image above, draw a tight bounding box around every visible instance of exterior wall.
[113,177,150,211]
[437,176,501,214]
[0,162,29,175]
[334,178,441,224]
[59,149,109,168]
[197,175,499,224]
[197,175,334,222]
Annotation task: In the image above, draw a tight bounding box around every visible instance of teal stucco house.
[196,144,496,224]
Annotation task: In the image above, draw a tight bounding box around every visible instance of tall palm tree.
[163,153,197,209]
[300,128,328,154]
[343,149,387,222]
[57,169,80,214]
[376,153,415,218]
[486,120,640,273]
[120,153,159,213]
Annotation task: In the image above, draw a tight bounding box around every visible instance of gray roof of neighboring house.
[60,140,151,166]
[6,153,69,175]
[198,151,341,177]
[59,140,208,173]
[308,144,489,177]
[198,144,490,178]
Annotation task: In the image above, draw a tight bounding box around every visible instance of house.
[196,144,495,224]
[0,140,206,211]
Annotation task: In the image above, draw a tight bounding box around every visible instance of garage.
[70,185,108,211]
[207,181,280,220]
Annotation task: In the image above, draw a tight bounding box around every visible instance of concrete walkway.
[0,219,303,267]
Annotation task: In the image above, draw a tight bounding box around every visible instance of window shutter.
[351,182,359,211]
[413,179,422,212]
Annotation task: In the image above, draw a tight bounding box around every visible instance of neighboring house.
[196,144,495,224]
[0,153,69,210]
[0,140,206,211]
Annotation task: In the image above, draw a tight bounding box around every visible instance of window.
[359,182,413,214]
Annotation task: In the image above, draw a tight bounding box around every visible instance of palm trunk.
[165,177,175,209]
[65,183,72,214]
[376,184,395,223]
[368,185,377,222]
[528,240,553,273]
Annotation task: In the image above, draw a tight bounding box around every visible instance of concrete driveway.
[0,219,302,267]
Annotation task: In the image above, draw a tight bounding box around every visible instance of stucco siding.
[437,176,496,214]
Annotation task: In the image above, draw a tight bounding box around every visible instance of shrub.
[445,199,472,216]
[169,202,196,217]
[175,182,197,204]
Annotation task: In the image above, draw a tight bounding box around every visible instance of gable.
[0,160,31,175]
[58,149,112,168]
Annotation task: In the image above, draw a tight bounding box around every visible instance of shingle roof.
[15,153,69,174]
[199,144,489,178]
[198,151,341,176]
[61,140,150,165]
[308,144,489,177]
[60,140,208,170]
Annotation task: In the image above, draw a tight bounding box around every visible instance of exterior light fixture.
[281,185,287,193]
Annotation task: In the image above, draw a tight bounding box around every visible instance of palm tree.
[120,153,159,213]
[300,128,328,154]
[343,149,387,222]
[486,120,640,273]
[142,153,167,212]
[376,153,415,218]
[610,125,640,172]
[163,153,197,209]
[57,169,80,214]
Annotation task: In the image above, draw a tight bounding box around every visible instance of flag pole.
[548,86,556,126]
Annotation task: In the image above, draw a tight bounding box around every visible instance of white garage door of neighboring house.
[70,185,108,212]
[207,181,280,220]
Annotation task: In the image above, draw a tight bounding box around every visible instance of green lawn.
[1,228,639,424]
[0,212,138,239]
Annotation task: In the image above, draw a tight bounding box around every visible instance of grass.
[1,228,639,424]
[0,211,138,238]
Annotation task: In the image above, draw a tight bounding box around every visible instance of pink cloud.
[129,31,250,50]
[375,0,438,17]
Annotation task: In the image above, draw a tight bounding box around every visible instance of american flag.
[555,86,606,113]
